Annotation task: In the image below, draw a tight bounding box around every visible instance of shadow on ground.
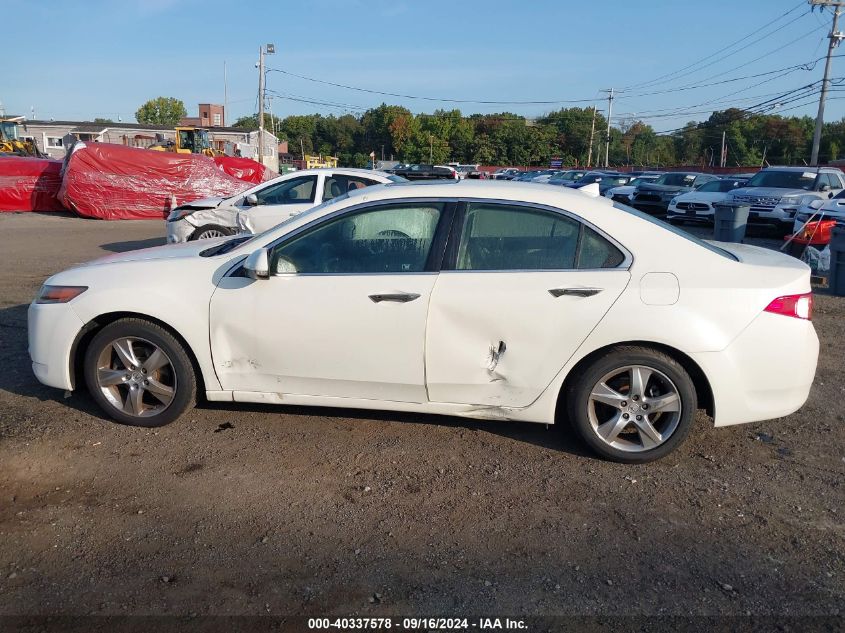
[99,237,167,253]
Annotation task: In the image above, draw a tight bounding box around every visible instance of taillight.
[764,293,813,320]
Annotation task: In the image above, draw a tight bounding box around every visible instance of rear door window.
[322,174,381,201]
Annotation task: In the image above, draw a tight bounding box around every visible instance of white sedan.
[165,168,402,242]
[29,181,818,463]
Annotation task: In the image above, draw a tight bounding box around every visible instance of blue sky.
[5,0,843,132]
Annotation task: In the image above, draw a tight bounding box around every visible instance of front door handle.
[548,287,603,298]
[369,292,421,303]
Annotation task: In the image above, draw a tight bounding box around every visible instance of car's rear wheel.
[191,224,234,241]
[83,319,196,427]
[566,346,697,463]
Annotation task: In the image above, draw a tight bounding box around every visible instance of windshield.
[745,170,816,190]
[656,173,697,187]
[196,129,211,150]
[612,201,738,261]
[0,121,18,141]
[223,193,354,256]
[698,179,743,193]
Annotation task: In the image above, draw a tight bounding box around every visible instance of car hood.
[176,196,226,210]
[637,182,692,193]
[730,187,809,199]
[78,236,234,268]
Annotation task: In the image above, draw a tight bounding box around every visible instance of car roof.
[764,166,843,173]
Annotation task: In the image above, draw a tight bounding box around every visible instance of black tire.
[83,318,196,427]
[190,224,235,241]
[566,346,697,463]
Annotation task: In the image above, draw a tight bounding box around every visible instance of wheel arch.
[69,311,206,396]
[556,340,714,421]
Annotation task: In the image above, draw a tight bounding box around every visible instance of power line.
[266,67,601,105]
[622,1,809,91]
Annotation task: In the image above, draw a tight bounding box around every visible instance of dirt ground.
[0,212,843,625]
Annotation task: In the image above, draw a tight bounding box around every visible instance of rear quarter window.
[612,201,738,261]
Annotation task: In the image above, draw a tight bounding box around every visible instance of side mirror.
[275,256,297,275]
[243,248,270,279]
[245,193,258,206]
[820,184,831,192]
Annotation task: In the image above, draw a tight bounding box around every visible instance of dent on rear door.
[425,270,631,409]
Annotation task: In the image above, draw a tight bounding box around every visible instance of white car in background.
[666,178,748,224]
[792,191,845,234]
[605,174,662,203]
[29,181,818,463]
[166,168,402,242]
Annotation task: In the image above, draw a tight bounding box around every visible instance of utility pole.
[223,61,228,125]
[601,88,614,168]
[429,134,433,163]
[587,105,597,168]
[810,0,845,164]
[257,43,275,167]
[720,130,726,168]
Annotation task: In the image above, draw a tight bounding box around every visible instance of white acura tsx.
[28,180,819,462]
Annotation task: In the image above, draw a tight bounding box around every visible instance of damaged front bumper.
[166,218,197,244]
[166,205,240,243]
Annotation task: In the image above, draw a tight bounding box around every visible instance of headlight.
[669,197,679,205]
[167,207,195,222]
[36,285,87,304]
[779,196,801,207]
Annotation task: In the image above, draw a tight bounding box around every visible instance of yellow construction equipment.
[304,154,338,169]
[149,127,222,157]
[0,119,44,157]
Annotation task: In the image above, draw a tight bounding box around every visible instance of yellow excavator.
[304,154,338,169]
[149,126,222,157]
[0,119,44,157]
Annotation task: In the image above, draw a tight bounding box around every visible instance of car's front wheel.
[83,318,196,427]
[566,346,697,463]
[191,224,234,241]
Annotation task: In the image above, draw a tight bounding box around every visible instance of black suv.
[631,172,719,215]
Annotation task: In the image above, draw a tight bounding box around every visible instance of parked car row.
[168,162,845,245]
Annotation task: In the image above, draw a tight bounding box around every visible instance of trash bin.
[829,224,845,297]
[713,202,750,243]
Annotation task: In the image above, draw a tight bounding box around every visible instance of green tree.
[93,117,113,124]
[135,97,187,126]
[232,113,274,131]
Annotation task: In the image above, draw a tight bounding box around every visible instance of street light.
[258,43,275,166]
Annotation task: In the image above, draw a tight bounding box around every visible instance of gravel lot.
[0,212,843,624]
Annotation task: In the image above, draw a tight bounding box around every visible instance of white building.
[17,119,279,171]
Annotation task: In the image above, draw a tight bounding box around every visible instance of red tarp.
[0,156,65,212]
[58,143,252,220]
[214,155,276,184]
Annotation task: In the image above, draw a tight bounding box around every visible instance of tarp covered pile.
[213,155,275,184]
[0,156,64,212]
[58,143,256,220]
[0,143,276,219]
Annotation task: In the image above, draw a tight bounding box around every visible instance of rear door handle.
[548,287,603,298]
[369,292,421,303]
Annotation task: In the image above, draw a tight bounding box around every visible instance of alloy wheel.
[95,337,177,418]
[586,364,682,453]
[197,229,227,239]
